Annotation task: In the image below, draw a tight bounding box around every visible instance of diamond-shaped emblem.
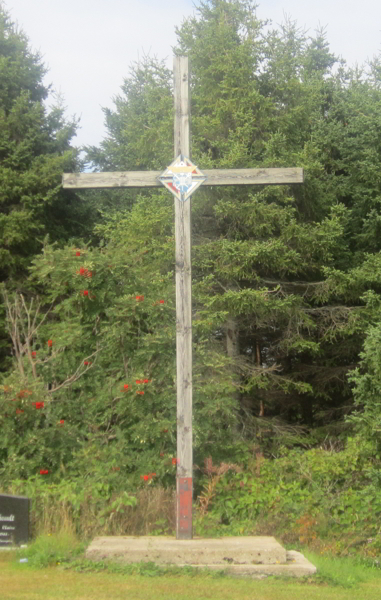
[158,155,206,201]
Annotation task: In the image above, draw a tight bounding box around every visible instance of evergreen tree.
[82,1,381,440]
[173,1,357,430]
[0,4,98,369]
[0,3,93,283]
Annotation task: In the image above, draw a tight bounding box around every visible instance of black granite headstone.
[0,494,29,547]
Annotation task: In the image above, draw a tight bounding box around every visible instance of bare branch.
[48,349,102,395]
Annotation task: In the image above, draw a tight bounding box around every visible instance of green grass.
[2,556,381,600]
[1,533,381,600]
[15,530,85,568]
[304,550,381,588]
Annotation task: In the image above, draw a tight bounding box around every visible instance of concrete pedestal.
[86,536,316,578]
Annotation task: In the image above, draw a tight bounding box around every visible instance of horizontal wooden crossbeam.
[62,167,304,189]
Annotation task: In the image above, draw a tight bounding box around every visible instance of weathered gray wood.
[203,167,303,186]
[62,171,161,188]
[174,56,190,157]
[174,57,193,541]
[62,167,304,189]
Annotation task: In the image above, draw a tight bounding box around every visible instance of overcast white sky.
[4,0,381,148]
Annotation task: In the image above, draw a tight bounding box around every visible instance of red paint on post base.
[177,477,192,539]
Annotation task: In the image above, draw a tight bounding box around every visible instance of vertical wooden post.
[174,56,193,540]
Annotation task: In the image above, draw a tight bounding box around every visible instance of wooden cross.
[63,56,303,540]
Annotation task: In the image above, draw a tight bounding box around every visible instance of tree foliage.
[2,0,381,484]
[0,3,94,282]
[0,3,100,369]
[0,203,240,483]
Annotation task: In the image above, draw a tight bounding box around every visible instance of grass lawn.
[1,551,381,600]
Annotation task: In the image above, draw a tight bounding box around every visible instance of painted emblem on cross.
[159,154,206,201]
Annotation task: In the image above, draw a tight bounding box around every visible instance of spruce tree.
[0,3,97,283]
[83,1,381,441]
[0,4,96,369]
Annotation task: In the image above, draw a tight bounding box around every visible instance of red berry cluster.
[82,290,96,299]
[140,473,156,482]
[122,379,151,392]
[77,267,92,278]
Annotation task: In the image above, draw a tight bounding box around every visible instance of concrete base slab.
[205,551,317,578]
[85,536,316,578]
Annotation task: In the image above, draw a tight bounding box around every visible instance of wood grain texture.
[62,171,161,188]
[175,199,193,483]
[174,56,193,540]
[203,167,304,185]
[62,168,304,189]
[175,199,193,541]
[174,56,190,158]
